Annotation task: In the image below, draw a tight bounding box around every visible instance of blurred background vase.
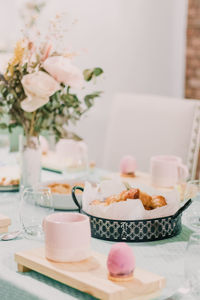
[56,139,89,179]
[19,135,41,190]
[183,180,200,232]
[184,233,200,297]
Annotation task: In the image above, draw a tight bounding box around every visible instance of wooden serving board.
[0,214,11,233]
[15,248,165,300]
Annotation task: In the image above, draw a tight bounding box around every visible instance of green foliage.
[0,63,103,141]
[0,63,28,135]
[0,123,8,129]
[84,91,102,109]
[83,67,103,81]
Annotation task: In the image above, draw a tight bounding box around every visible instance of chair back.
[103,94,200,179]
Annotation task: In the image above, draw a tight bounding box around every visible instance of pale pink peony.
[43,56,84,89]
[21,71,60,112]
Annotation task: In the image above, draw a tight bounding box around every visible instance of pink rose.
[43,56,84,89]
[21,71,60,112]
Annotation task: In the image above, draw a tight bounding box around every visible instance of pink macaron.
[120,155,137,175]
[107,242,135,281]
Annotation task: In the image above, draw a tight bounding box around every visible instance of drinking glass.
[20,187,54,240]
[0,134,9,150]
[62,143,89,180]
[183,180,200,231]
[63,154,89,180]
[184,233,200,298]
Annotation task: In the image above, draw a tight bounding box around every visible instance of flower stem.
[29,111,36,137]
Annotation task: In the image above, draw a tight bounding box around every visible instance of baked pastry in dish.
[105,188,140,205]
[0,177,19,186]
[48,183,84,194]
[151,195,167,209]
[91,188,167,210]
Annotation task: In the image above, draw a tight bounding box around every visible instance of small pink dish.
[43,212,91,262]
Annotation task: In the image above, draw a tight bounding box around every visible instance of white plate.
[0,165,20,192]
[0,184,19,192]
[41,179,84,210]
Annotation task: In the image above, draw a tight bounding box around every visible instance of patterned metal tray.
[72,186,192,242]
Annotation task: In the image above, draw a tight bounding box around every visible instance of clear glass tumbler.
[20,187,54,240]
[184,233,200,298]
[61,140,89,180]
[184,180,200,232]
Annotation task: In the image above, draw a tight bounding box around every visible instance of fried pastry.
[120,188,140,200]
[105,188,140,205]
[91,200,103,205]
[144,206,152,210]
[151,195,167,209]
[105,195,119,205]
[90,187,167,211]
[139,191,152,208]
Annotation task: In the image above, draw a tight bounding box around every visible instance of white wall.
[40,0,188,98]
[0,0,188,165]
[0,0,188,97]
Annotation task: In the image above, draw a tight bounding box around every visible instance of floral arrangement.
[19,0,46,29]
[0,20,103,144]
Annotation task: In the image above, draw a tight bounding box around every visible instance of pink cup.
[150,155,188,188]
[43,212,91,262]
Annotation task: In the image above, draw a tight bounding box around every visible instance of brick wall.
[186,1,200,180]
[185,0,200,99]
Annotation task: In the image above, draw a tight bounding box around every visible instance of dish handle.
[172,199,192,219]
[72,186,84,213]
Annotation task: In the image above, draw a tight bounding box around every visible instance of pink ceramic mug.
[43,212,91,262]
[150,155,188,187]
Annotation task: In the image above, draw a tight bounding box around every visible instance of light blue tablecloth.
[0,167,194,300]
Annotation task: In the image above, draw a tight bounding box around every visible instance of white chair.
[103,94,200,179]
[68,104,110,167]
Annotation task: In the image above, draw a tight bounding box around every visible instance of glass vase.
[56,138,89,179]
[19,135,41,190]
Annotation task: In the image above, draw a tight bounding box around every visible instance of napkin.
[82,179,180,220]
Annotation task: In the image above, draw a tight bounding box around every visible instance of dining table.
[0,150,195,300]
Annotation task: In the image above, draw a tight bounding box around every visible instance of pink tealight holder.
[107,242,135,281]
[43,212,91,262]
[120,155,137,176]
